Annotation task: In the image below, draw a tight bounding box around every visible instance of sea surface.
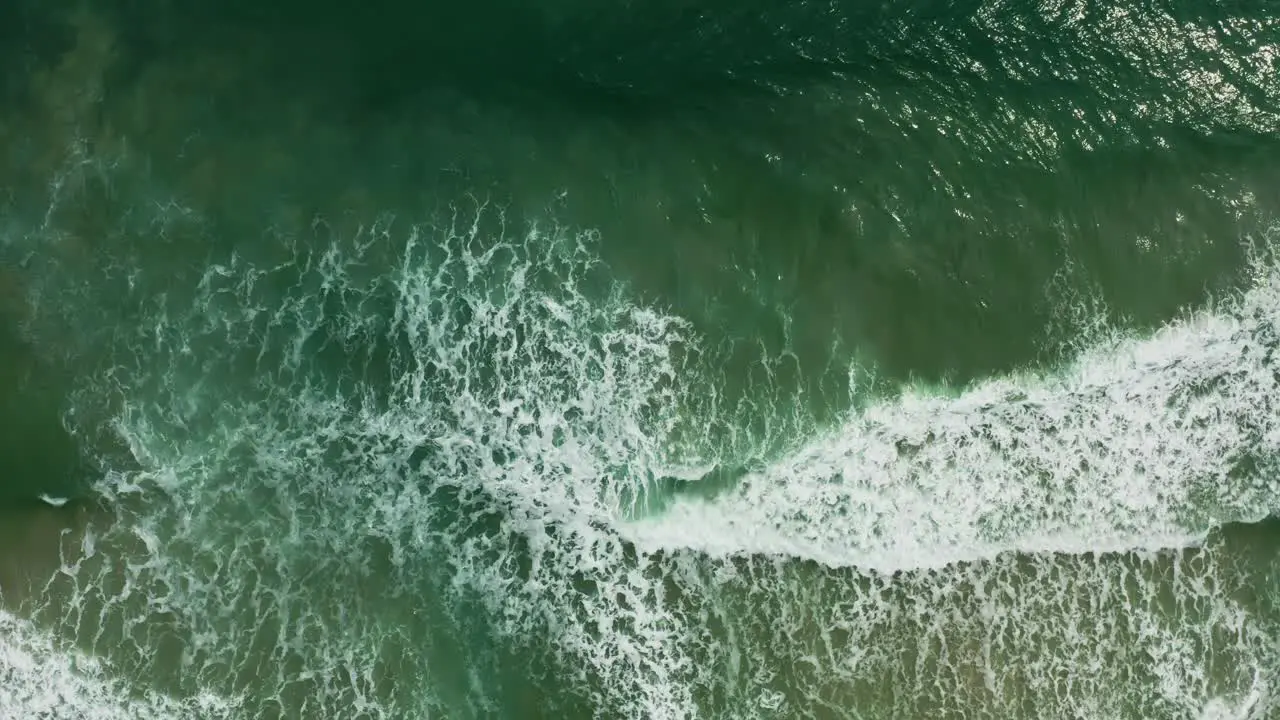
[1,1,1278,718]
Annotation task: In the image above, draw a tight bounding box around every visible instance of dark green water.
[1,2,1279,718]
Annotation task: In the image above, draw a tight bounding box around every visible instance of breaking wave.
[1,142,1277,719]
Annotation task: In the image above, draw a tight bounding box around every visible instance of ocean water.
[0,2,1278,718]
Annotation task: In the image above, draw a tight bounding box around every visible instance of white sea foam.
[622,244,1280,573]
[6,140,1278,718]
[0,609,239,720]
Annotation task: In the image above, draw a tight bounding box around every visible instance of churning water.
[1,2,1279,718]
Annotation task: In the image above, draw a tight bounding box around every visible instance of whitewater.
[0,6,1278,715]
[1,193,1277,718]
[625,244,1280,572]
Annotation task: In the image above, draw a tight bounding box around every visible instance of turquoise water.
[1,2,1279,718]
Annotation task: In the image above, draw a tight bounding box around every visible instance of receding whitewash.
[1197,671,1272,720]
[622,252,1280,572]
[0,610,239,720]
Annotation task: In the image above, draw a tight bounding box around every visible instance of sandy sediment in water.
[0,502,99,610]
